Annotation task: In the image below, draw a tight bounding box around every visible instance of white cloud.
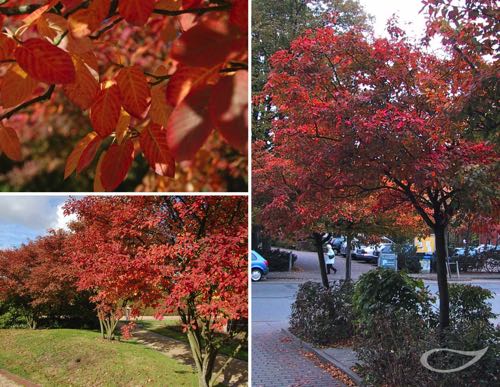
[53,204,77,231]
[0,196,58,231]
[0,196,75,232]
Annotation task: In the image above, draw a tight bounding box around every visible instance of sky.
[0,196,78,249]
[359,0,428,40]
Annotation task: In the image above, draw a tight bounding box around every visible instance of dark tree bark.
[313,232,329,288]
[434,224,450,329]
[345,234,353,281]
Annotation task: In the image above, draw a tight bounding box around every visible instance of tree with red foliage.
[64,196,169,339]
[64,195,247,386]
[0,0,248,191]
[258,24,498,329]
[0,229,89,329]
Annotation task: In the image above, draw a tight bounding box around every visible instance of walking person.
[325,243,337,274]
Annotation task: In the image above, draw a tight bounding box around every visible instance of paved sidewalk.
[131,327,248,386]
[266,249,373,282]
[252,325,346,386]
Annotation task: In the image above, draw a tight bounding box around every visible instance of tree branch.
[0,85,55,121]
[152,3,231,16]
[0,4,40,15]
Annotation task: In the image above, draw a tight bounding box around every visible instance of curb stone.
[280,329,364,387]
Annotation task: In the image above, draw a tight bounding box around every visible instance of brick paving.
[252,325,345,387]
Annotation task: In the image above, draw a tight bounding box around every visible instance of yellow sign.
[414,235,436,254]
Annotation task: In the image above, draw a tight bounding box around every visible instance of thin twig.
[0,85,55,121]
[90,17,124,40]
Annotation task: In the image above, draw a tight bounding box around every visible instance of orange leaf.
[64,132,99,179]
[150,85,173,127]
[36,13,67,41]
[21,0,59,27]
[0,34,17,61]
[140,123,175,177]
[115,108,131,144]
[0,64,38,108]
[63,55,99,109]
[209,71,248,152]
[90,84,122,137]
[166,85,213,161]
[93,151,106,192]
[0,124,22,161]
[166,65,220,106]
[156,0,181,11]
[119,0,155,26]
[77,135,102,173]
[101,140,135,191]
[116,66,151,118]
[15,38,76,84]
[68,8,100,38]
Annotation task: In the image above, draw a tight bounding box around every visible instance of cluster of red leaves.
[0,229,80,316]
[63,195,248,331]
[0,0,248,191]
[254,24,498,236]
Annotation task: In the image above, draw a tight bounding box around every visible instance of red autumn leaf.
[0,64,38,109]
[118,0,155,26]
[230,0,248,32]
[100,140,135,191]
[140,123,175,177]
[116,66,151,118]
[0,124,22,161]
[166,85,214,161]
[209,70,248,151]
[68,8,100,38]
[64,132,99,179]
[77,134,103,173]
[90,85,122,137]
[166,65,220,107]
[0,33,17,61]
[170,15,238,67]
[15,38,76,84]
[63,55,99,110]
[150,85,173,127]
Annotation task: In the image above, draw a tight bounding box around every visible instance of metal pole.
[289,252,293,272]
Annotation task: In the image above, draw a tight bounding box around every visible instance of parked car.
[353,237,394,264]
[475,244,496,254]
[327,236,345,255]
[251,250,269,282]
[452,247,477,257]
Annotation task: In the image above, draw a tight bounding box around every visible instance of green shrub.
[354,280,499,386]
[449,284,495,329]
[395,244,421,273]
[289,280,354,346]
[354,309,500,386]
[264,248,298,271]
[353,268,435,329]
[354,309,439,386]
[0,301,27,328]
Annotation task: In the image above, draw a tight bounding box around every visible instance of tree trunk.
[345,234,352,281]
[434,225,450,330]
[186,329,208,387]
[313,232,329,288]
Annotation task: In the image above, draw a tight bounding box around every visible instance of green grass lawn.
[137,320,248,362]
[0,328,197,386]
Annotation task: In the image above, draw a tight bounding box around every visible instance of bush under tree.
[290,280,354,346]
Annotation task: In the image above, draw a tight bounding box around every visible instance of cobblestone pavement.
[252,324,345,387]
